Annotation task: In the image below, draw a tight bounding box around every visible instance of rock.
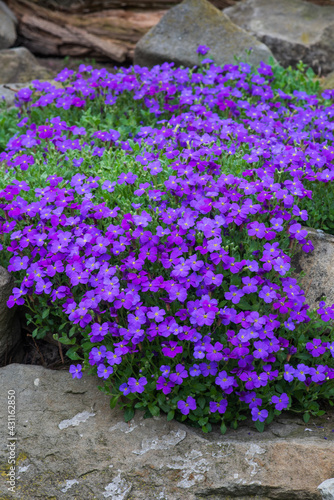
[0,47,52,84]
[0,363,333,500]
[134,0,274,69]
[224,0,334,75]
[0,268,22,365]
[0,1,17,49]
[292,227,334,309]
[0,79,63,108]
[322,70,334,89]
[318,478,334,500]
[0,83,31,108]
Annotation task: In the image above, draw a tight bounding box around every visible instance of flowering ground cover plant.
[0,48,333,433]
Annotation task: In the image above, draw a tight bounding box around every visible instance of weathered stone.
[0,83,31,108]
[0,1,17,49]
[0,47,52,84]
[318,478,334,500]
[134,0,274,69]
[0,363,333,499]
[0,268,22,365]
[224,0,334,75]
[0,79,63,108]
[322,70,334,89]
[292,227,334,309]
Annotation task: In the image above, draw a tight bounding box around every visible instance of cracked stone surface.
[0,364,333,499]
[291,227,334,309]
[224,0,334,75]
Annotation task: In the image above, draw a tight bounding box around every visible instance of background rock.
[0,83,31,108]
[134,0,274,69]
[0,363,333,499]
[224,0,334,75]
[0,47,52,84]
[322,70,334,89]
[292,228,334,309]
[0,1,17,49]
[0,268,22,365]
[318,478,334,500]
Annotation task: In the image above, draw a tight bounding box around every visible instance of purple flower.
[271,393,289,411]
[102,180,116,192]
[189,364,201,377]
[118,172,137,185]
[156,376,174,394]
[127,376,147,393]
[251,407,268,422]
[225,286,244,304]
[283,364,295,382]
[206,342,224,362]
[147,306,166,323]
[248,221,266,238]
[306,338,326,357]
[309,365,327,383]
[197,45,210,56]
[69,364,82,379]
[177,396,197,415]
[209,399,228,414]
[162,341,183,358]
[170,364,188,384]
[97,364,114,379]
[215,371,235,390]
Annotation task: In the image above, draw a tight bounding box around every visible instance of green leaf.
[220,422,227,435]
[58,336,76,345]
[148,404,160,417]
[303,412,310,423]
[124,407,135,423]
[198,397,206,409]
[65,346,81,360]
[110,396,119,409]
[42,309,49,319]
[167,410,175,421]
[255,420,265,433]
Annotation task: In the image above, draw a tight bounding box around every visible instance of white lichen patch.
[132,429,186,455]
[109,421,138,434]
[17,464,31,479]
[34,378,40,387]
[61,479,79,493]
[245,443,266,477]
[211,441,234,459]
[103,473,132,499]
[166,449,210,488]
[58,410,95,430]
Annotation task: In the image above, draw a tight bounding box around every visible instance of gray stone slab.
[0,364,333,499]
[224,0,334,75]
[134,0,274,69]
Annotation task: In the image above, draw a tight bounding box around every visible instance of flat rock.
[224,0,334,75]
[0,268,22,365]
[0,363,333,500]
[134,0,274,69]
[0,1,17,49]
[0,47,52,84]
[292,227,334,309]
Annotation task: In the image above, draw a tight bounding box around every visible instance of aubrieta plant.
[0,47,333,433]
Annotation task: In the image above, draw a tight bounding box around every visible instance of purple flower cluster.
[1,52,333,428]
